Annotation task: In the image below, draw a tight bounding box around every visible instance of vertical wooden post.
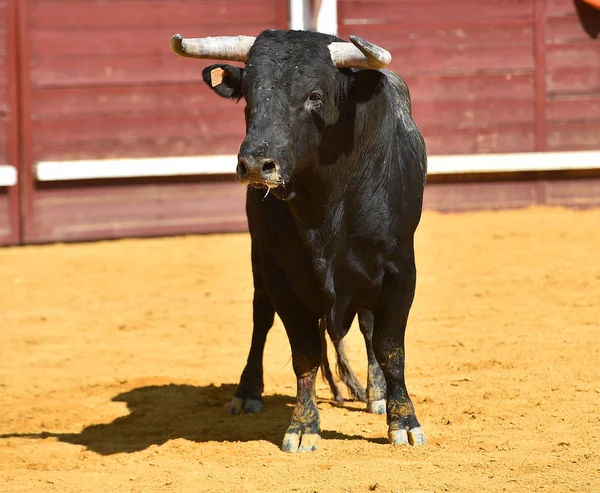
[277,0,291,29]
[534,0,548,152]
[15,0,36,242]
[5,0,21,244]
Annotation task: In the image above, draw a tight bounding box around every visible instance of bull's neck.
[288,94,393,232]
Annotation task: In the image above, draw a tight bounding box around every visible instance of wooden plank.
[424,179,539,211]
[546,94,600,121]
[31,111,246,146]
[25,180,248,244]
[545,177,600,207]
[346,21,534,48]
[29,25,270,57]
[30,84,234,118]
[407,73,534,128]
[546,41,600,95]
[0,190,11,243]
[340,0,534,24]
[547,67,600,94]
[23,175,600,244]
[422,124,535,155]
[0,119,8,161]
[406,73,534,102]
[413,99,534,127]
[424,176,600,212]
[0,58,6,86]
[546,43,600,71]
[29,1,278,29]
[545,0,577,17]
[547,121,600,151]
[32,135,244,162]
[30,55,213,88]
[344,23,535,75]
[31,103,540,161]
[32,79,534,133]
[546,14,598,44]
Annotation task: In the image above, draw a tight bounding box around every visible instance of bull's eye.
[308,92,323,102]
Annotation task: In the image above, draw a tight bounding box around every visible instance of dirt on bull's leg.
[358,310,387,414]
[281,369,321,453]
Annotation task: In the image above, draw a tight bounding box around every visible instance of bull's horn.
[328,35,392,69]
[169,34,255,62]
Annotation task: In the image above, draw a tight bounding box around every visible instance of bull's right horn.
[169,34,255,62]
[329,35,392,69]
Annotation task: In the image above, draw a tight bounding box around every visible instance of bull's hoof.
[367,399,386,415]
[388,426,426,446]
[281,432,321,453]
[230,396,263,415]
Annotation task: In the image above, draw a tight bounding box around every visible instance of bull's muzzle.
[237,155,282,188]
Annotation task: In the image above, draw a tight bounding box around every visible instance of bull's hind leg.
[372,242,426,446]
[358,310,387,414]
[230,244,275,414]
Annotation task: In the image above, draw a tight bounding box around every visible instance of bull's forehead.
[245,30,339,91]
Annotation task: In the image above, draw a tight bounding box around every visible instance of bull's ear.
[323,96,340,126]
[202,64,244,101]
[347,69,385,103]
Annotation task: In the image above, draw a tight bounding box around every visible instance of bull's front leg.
[231,246,275,414]
[259,255,322,452]
[230,293,275,414]
[280,319,322,453]
[373,245,426,446]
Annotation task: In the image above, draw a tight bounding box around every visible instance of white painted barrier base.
[0,165,17,187]
[34,151,600,182]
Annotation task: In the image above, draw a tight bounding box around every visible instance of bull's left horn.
[169,34,255,62]
[328,35,392,69]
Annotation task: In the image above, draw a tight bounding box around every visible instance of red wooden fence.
[17,0,287,244]
[338,0,600,156]
[0,0,598,246]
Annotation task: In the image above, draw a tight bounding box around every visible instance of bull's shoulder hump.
[381,70,410,103]
[380,70,427,177]
[379,70,414,123]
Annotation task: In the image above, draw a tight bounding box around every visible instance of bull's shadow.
[3,384,291,454]
[1,383,368,455]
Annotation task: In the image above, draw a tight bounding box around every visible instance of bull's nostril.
[237,161,248,178]
[262,160,278,174]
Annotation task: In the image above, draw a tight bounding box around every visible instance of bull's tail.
[333,338,367,403]
[319,319,345,403]
[319,319,367,403]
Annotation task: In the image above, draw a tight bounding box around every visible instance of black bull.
[170,29,428,452]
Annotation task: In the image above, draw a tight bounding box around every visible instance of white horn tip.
[349,35,392,68]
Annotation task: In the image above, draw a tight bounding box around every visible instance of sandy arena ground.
[0,206,599,492]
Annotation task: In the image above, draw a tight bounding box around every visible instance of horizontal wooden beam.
[34,151,600,182]
[0,165,18,186]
